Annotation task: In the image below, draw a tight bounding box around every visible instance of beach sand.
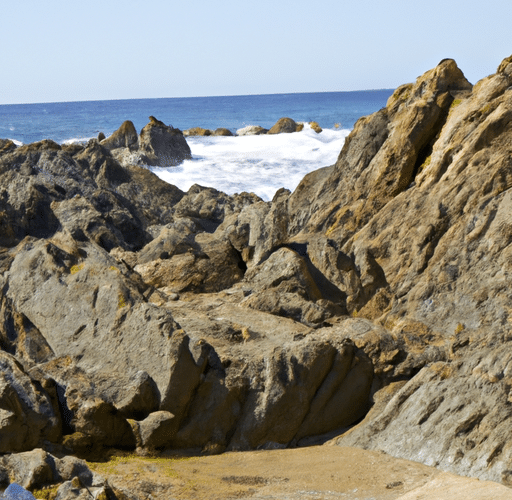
[88,444,512,499]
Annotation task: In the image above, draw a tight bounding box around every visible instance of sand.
[87,444,512,499]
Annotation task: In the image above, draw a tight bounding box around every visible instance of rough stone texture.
[3,449,58,489]
[0,352,60,452]
[131,411,177,450]
[138,116,192,166]
[100,120,138,150]
[0,139,17,155]
[4,55,512,494]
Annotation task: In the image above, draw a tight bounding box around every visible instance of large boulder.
[138,116,192,166]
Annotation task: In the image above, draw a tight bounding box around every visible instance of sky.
[2,0,512,104]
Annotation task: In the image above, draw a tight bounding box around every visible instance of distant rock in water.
[309,121,322,133]
[183,127,212,136]
[139,117,192,167]
[213,127,234,136]
[100,116,192,167]
[268,117,303,134]
[100,120,138,150]
[236,125,269,136]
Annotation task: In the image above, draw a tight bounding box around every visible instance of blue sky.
[2,0,511,104]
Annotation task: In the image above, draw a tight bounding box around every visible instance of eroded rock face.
[2,54,512,487]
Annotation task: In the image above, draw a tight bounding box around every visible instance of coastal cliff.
[1,55,512,496]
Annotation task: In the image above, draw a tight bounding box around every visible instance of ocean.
[0,91,393,200]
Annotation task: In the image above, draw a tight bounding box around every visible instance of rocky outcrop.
[100,120,138,150]
[3,54,512,490]
[101,116,192,168]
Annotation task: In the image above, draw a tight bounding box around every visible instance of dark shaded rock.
[213,128,234,136]
[67,397,136,449]
[0,352,60,452]
[0,139,17,155]
[267,117,302,134]
[100,120,138,150]
[130,411,177,450]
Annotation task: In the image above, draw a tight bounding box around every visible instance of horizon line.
[0,88,395,107]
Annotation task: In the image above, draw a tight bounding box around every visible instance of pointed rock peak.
[148,115,167,127]
[100,120,138,150]
[497,54,512,74]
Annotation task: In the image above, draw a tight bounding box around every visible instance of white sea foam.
[151,123,350,201]
[62,137,96,145]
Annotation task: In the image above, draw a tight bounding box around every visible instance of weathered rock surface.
[101,116,192,168]
[2,54,512,493]
[100,120,138,150]
[0,352,60,452]
[138,116,192,167]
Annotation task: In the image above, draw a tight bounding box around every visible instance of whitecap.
[151,123,350,201]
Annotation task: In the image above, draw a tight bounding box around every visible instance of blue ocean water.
[0,90,394,200]
[0,90,393,145]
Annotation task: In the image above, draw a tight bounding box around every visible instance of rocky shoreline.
[2,55,512,498]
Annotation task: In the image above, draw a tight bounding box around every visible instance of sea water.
[0,91,393,200]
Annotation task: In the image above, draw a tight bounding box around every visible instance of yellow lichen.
[455,323,465,334]
[70,263,84,274]
[450,99,462,109]
[31,485,60,500]
[118,293,127,309]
